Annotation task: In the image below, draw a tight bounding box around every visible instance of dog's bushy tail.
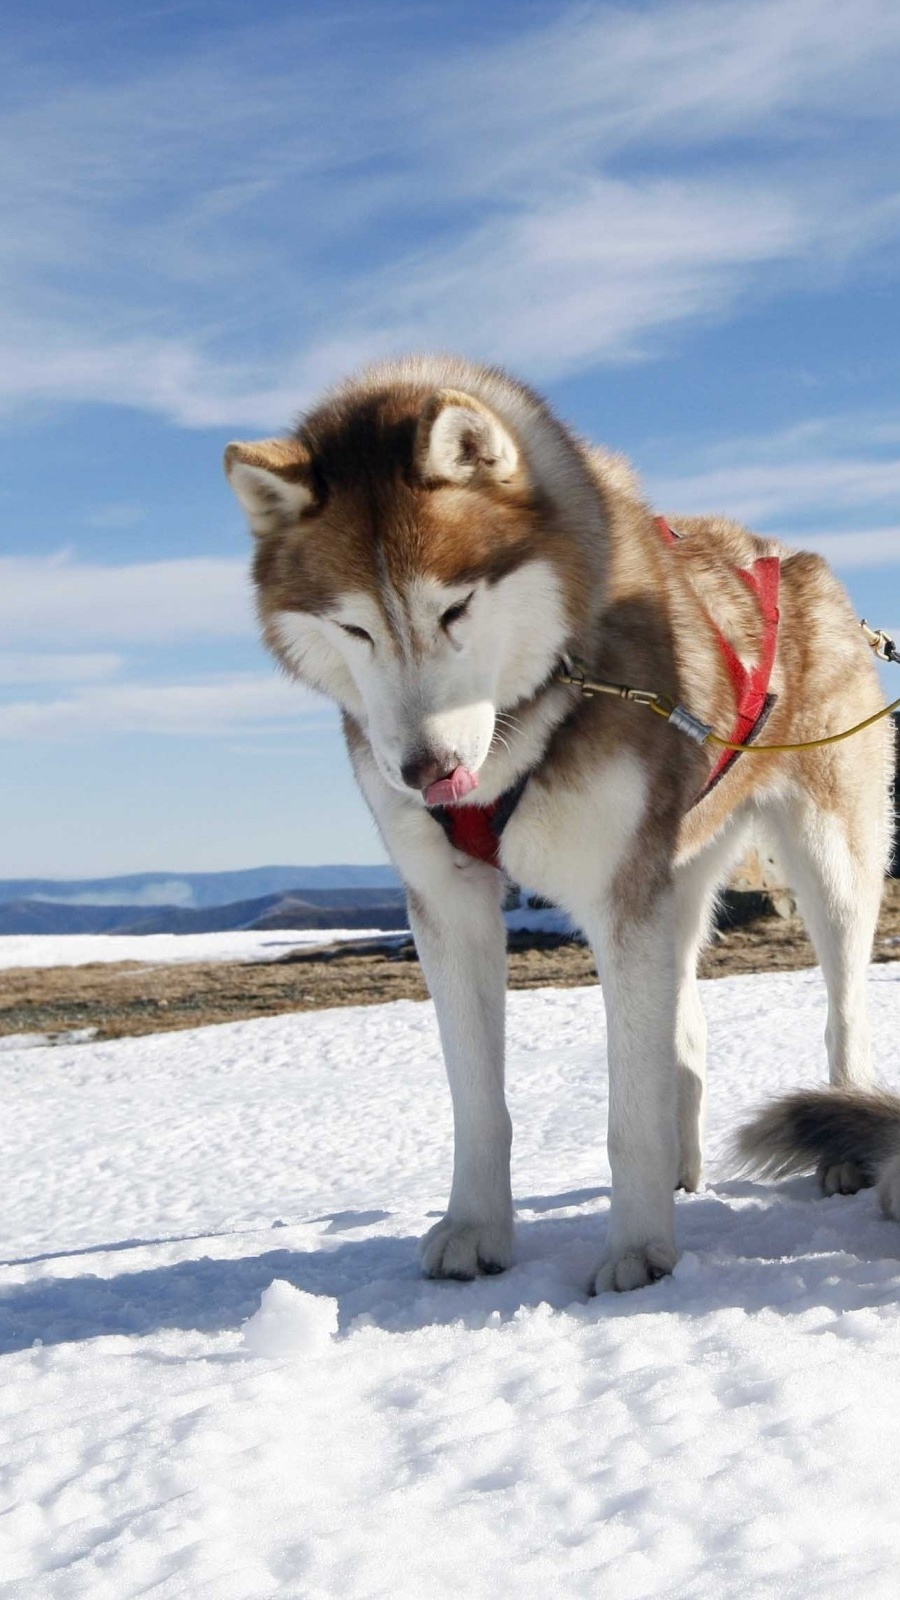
[734,1088,900,1187]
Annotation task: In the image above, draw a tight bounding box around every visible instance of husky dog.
[736,1089,900,1218]
[224,356,891,1293]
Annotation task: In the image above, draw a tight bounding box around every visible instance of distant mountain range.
[0,865,400,908]
[0,866,406,936]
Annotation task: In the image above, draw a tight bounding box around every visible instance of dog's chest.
[490,751,649,917]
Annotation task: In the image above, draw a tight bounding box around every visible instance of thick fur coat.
[225,357,892,1292]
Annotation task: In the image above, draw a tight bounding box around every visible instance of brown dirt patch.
[2,881,898,1045]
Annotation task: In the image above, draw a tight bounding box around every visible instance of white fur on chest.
[498,752,648,918]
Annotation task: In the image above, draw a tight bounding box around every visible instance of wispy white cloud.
[656,457,900,526]
[0,336,262,430]
[649,416,900,558]
[0,558,330,738]
[0,674,328,740]
[786,529,900,567]
[409,0,900,200]
[0,554,252,644]
[0,652,122,685]
[348,178,806,379]
[1,0,900,429]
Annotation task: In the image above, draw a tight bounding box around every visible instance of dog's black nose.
[401,754,450,792]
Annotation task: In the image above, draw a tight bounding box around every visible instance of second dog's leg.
[407,861,513,1280]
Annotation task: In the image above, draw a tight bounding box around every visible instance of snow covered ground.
[0,908,566,973]
[2,965,900,1598]
[0,927,395,971]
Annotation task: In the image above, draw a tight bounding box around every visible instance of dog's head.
[225,372,596,801]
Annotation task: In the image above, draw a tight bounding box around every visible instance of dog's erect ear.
[415,390,525,489]
[224,439,318,536]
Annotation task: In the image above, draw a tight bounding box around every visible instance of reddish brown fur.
[230,361,890,899]
[242,372,601,671]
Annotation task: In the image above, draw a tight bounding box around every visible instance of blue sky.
[0,0,898,876]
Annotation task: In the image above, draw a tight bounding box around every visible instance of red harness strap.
[702,555,780,791]
[656,516,781,793]
[441,801,505,867]
[655,515,680,546]
[429,774,528,868]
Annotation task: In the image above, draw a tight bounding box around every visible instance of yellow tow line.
[558,621,900,755]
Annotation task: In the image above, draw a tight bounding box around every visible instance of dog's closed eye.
[440,594,474,631]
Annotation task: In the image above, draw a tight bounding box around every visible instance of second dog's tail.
[735,1087,900,1195]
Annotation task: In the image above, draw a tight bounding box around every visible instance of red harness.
[437,806,503,866]
[654,517,781,792]
[429,775,528,869]
[430,517,781,867]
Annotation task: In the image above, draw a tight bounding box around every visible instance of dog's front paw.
[420,1214,514,1281]
[592,1240,677,1295]
[877,1154,900,1220]
[817,1158,869,1196]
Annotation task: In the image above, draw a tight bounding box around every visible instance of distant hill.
[0,865,407,937]
[0,886,408,937]
[0,865,401,911]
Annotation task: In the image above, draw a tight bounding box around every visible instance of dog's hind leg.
[761,787,883,1090]
[760,761,887,1193]
[672,815,752,1191]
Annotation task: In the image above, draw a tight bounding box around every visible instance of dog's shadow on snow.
[3,1181,900,1355]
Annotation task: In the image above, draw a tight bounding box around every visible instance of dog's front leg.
[587,892,680,1293]
[408,863,513,1280]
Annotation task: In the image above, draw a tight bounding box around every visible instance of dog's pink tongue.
[425,765,479,806]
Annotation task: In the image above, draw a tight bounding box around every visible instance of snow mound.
[242,1278,339,1356]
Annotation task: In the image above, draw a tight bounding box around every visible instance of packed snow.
[0,910,566,973]
[0,927,396,971]
[2,965,900,1597]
